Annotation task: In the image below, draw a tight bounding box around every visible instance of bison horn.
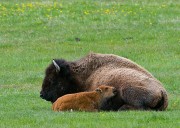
[53,60,60,72]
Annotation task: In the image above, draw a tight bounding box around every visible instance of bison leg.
[118,104,138,110]
[118,104,151,111]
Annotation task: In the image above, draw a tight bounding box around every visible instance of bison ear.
[95,88,102,93]
[53,60,60,72]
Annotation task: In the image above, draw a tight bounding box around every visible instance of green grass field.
[0,0,179,127]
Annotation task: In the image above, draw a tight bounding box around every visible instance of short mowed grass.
[0,0,179,127]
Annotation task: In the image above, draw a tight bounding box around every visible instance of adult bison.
[40,53,168,111]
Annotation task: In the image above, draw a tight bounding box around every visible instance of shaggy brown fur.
[40,53,168,111]
[52,85,117,112]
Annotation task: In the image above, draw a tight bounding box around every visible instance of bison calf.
[52,85,117,112]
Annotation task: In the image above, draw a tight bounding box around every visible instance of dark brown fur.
[40,53,168,111]
[52,85,117,112]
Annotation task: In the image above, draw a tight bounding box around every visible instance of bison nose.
[40,93,43,98]
[40,91,44,98]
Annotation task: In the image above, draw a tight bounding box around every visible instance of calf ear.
[95,88,102,93]
[53,60,61,72]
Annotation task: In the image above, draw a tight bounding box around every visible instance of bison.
[40,53,168,111]
[52,85,117,112]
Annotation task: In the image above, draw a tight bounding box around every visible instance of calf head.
[95,85,117,99]
[40,59,76,103]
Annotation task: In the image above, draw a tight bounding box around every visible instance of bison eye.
[60,86,64,90]
[58,81,62,86]
[105,87,108,90]
[48,78,52,81]
[47,78,54,84]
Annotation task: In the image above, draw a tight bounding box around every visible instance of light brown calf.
[52,85,117,112]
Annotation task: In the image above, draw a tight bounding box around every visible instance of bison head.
[40,59,76,103]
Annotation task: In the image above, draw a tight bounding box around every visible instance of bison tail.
[153,90,168,111]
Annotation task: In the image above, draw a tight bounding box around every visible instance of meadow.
[0,0,179,127]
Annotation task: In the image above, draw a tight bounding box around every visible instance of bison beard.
[40,53,168,111]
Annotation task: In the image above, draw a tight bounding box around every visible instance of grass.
[0,0,179,127]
